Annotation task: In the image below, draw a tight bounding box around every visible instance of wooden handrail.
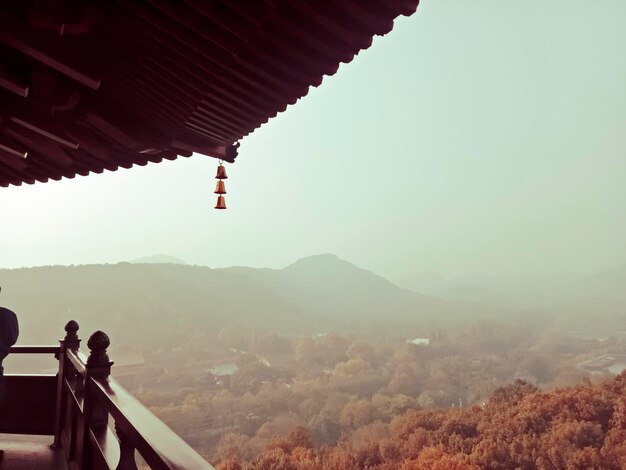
[65,348,88,376]
[92,377,214,470]
[51,320,215,470]
[5,323,215,469]
[9,345,60,354]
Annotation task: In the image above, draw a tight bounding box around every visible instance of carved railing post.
[82,330,114,469]
[64,320,81,352]
[86,331,113,379]
[53,320,81,447]
[116,422,139,470]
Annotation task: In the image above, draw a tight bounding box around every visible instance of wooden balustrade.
[4,321,215,470]
[0,345,59,435]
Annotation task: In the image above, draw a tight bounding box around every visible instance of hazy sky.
[1,0,625,281]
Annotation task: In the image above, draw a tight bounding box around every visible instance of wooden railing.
[0,345,59,435]
[3,321,215,470]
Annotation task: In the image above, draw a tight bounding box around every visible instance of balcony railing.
[0,321,215,470]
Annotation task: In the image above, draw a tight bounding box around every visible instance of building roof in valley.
[208,363,239,376]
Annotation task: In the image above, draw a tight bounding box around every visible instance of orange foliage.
[215,372,626,469]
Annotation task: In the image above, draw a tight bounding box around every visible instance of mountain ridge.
[397,262,626,310]
[0,254,490,347]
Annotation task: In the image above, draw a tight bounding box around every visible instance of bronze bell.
[214,180,226,195]
[214,195,227,209]
[215,164,228,180]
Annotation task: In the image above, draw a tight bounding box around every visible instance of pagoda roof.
[0,0,418,187]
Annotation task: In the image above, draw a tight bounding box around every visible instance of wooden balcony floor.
[0,435,67,470]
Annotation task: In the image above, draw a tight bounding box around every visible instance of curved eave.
[0,0,419,187]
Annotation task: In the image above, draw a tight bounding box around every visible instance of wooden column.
[81,330,114,469]
[116,421,139,470]
[52,320,80,448]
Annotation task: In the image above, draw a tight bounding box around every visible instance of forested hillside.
[215,373,626,469]
[0,263,314,346]
[2,260,624,469]
[122,317,623,468]
[0,257,502,348]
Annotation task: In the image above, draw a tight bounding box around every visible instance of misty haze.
[1,1,625,469]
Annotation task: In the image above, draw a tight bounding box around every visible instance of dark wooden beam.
[83,103,171,153]
[171,131,235,161]
[0,70,29,97]
[10,117,79,149]
[5,128,74,167]
[0,31,101,90]
[183,121,231,144]
[66,131,111,162]
[1,136,64,182]
[0,142,28,159]
[0,148,28,171]
[28,8,97,36]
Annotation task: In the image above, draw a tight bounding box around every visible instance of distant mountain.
[456,264,626,311]
[398,264,626,312]
[555,263,626,311]
[129,255,186,265]
[453,272,558,299]
[396,271,448,295]
[224,254,489,322]
[0,255,513,348]
[438,283,497,303]
[397,271,502,304]
[0,264,312,346]
[571,264,626,299]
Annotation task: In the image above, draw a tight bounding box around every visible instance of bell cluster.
[214,163,227,209]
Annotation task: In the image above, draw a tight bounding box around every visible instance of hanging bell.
[214,180,226,194]
[214,195,227,209]
[215,164,228,180]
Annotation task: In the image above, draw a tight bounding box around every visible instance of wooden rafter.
[0,0,419,187]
